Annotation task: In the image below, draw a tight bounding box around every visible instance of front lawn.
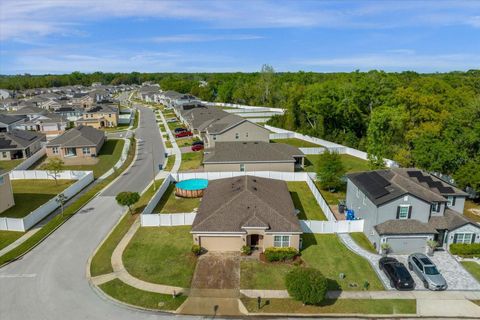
[122,226,196,288]
[461,261,480,282]
[0,179,74,218]
[271,138,322,148]
[0,159,24,171]
[301,234,384,290]
[99,278,186,311]
[153,183,201,213]
[0,231,24,251]
[241,298,416,315]
[305,154,369,173]
[287,182,326,220]
[240,260,294,290]
[179,152,203,171]
[350,233,377,254]
[163,155,175,172]
[169,122,185,131]
[176,137,195,147]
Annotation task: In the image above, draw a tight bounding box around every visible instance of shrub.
[264,247,298,262]
[191,244,202,256]
[241,245,252,255]
[450,243,480,257]
[285,267,328,305]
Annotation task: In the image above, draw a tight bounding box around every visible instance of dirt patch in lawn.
[191,252,240,290]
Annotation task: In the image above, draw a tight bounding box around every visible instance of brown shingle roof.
[191,176,302,233]
[375,219,438,235]
[429,208,479,231]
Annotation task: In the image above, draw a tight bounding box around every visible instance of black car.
[174,127,187,133]
[192,140,204,146]
[379,257,415,290]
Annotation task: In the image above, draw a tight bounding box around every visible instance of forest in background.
[1,68,479,192]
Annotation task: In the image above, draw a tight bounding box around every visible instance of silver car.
[408,253,447,291]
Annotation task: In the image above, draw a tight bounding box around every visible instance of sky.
[0,0,479,74]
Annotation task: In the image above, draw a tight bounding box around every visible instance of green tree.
[115,192,140,214]
[453,158,480,193]
[285,267,328,305]
[316,150,346,191]
[43,158,65,185]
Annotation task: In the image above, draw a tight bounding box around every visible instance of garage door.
[199,236,242,252]
[386,237,427,254]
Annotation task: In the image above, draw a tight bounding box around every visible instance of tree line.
[1,68,479,192]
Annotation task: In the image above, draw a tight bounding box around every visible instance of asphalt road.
[0,105,187,320]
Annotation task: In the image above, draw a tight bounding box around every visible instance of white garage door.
[199,236,242,252]
[386,237,428,254]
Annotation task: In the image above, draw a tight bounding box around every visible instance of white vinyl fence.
[266,125,398,168]
[202,101,285,114]
[142,212,197,227]
[1,170,94,231]
[13,148,46,170]
[300,219,364,234]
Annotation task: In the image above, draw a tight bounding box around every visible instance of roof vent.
[253,187,257,191]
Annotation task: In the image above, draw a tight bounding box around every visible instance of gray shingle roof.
[429,209,479,231]
[375,219,438,235]
[47,125,104,147]
[0,114,24,125]
[191,175,302,233]
[203,141,303,164]
[0,129,44,149]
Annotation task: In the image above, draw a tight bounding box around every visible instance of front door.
[250,234,259,247]
[434,230,447,248]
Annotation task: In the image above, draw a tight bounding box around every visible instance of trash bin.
[338,200,346,214]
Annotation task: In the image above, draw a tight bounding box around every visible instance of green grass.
[271,138,322,148]
[99,278,186,311]
[240,260,294,289]
[350,233,377,254]
[132,110,139,129]
[153,183,201,213]
[176,137,195,147]
[0,138,136,267]
[241,298,416,314]
[0,159,24,171]
[316,183,346,206]
[35,139,125,178]
[169,122,185,131]
[304,154,369,173]
[287,182,326,220]
[122,226,196,288]
[101,123,129,132]
[163,155,175,172]
[179,152,203,171]
[0,179,74,218]
[464,200,480,223]
[0,231,25,251]
[90,180,163,277]
[461,261,480,282]
[301,234,384,291]
[164,140,173,148]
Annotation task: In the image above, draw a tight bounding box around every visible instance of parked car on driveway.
[192,140,204,146]
[175,131,193,138]
[174,127,187,133]
[379,257,415,290]
[191,144,204,152]
[408,253,447,290]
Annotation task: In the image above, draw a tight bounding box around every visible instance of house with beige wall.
[191,175,302,252]
[46,125,105,165]
[0,170,15,214]
[75,104,119,129]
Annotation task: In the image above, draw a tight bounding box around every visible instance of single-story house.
[46,125,105,164]
[203,141,305,172]
[191,175,302,252]
[0,114,24,132]
[0,129,44,161]
[346,168,478,254]
[0,170,15,214]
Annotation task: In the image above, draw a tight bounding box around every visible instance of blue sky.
[0,0,479,74]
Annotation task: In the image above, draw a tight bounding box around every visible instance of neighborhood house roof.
[0,129,44,149]
[191,175,302,233]
[47,125,104,148]
[203,141,304,164]
[0,114,24,125]
[374,219,438,235]
[429,208,477,231]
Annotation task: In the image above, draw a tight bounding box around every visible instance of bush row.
[450,243,480,257]
[264,247,299,262]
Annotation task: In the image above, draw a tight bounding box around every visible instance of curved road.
[0,105,185,320]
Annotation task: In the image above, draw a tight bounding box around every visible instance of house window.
[431,202,441,213]
[246,132,249,138]
[398,205,410,219]
[52,147,59,155]
[213,135,216,141]
[454,233,474,244]
[447,196,456,207]
[240,164,245,172]
[82,147,91,155]
[273,235,290,247]
[2,151,7,158]
[235,133,239,139]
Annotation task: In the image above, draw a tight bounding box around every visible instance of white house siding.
[207,121,270,148]
[447,196,466,214]
[446,223,480,247]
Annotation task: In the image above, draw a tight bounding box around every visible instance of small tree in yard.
[285,267,328,305]
[316,150,345,191]
[116,192,140,215]
[56,193,68,217]
[44,158,65,185]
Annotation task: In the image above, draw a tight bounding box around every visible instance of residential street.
[0,105,183,320]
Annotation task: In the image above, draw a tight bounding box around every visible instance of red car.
[175,131,193,138]
[191,144,204,152]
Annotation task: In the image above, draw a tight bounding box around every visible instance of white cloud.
[152,34,263,43]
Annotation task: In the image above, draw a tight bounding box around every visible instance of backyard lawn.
[179,152,203,171]
[316,183,346,206]
[241,298,416,315]
[287,181,326,220]
[0,231,24,251]
[349,232,377,253]
[0,179,74,218]
[99,278,186,311]
[464,200,480,223]
[240,260,294,290]
[461,261,480,282]
[122,226,196,288]
[153,183,201,213]
[271,138,322,148]
[304,154,369,173]
[0,159,24,172]
[301,234,384,290]
[34,139,125,178]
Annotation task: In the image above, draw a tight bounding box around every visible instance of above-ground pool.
[175,179,209,198]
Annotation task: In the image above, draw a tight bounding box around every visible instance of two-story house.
[346,168,478,254]
[75,104,119,129]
